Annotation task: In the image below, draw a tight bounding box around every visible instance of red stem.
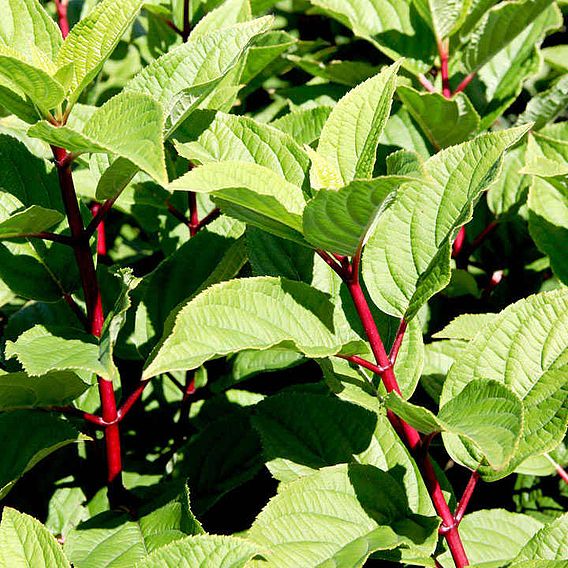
[196,207,221,232]
[117,379,151,420]
[90,203,107,256]
[339,254,469,566]
[14,232,73,245]
[54,0,70,38]
[188,192,199,237]
[418,73,437,93]
[63,292,89,330]
[438,39,451,99]
[454,471,479,524]
[452,226,467,259]
[469,220,498,256]
[453,73,476,95]
[52,146,125,504]
[389,319,408,364]
[337,354,389,374]
[181,0,191,42]
[555,464,568,486]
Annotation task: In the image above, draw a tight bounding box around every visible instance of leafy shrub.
[0,0,567,566]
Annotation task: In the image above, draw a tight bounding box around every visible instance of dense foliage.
[0,0,567,566]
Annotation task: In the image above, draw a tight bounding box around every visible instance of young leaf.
[363,125,530,321]
[0,206,63,239]
[134,535,260,568]
[302,176,404,255]
[442,289,568,480]
[0,371,88,410]
[29,92,167,185]
[169,162,307,244]
[397,87,480,148]
[309,0,436,73]
[189,0,252,39]
[316,61,401,184]
[386,379,523,470]
[0,0,62,62]
[142,277,342,379]
[0,507,71,568]
[125,18,272,135]
[248,463,438,567]
[414,0,471,39]
[0,411,82,498]
[173,111,309,188]
[462,0,554,72]
[55,0,144,105]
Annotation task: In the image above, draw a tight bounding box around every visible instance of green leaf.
[0,507,70,568]
[270,106,332,146]
[514,513,568,561]
[414,0,471,39]
[125,17,272,135]
[45,486,89,540]
[397,87,480,149]
[542,45,568,72]
[0,0,62,62]
[248,463,438,567]
[303,177,403,255]
[0,371,88,410]
[287,55,379,87]
[386,379,523,470]
[0,47,65,115]
[517,75,568,130]
[134,535,260,568]
[29,92,167,185]
[462,0,554,72]
[65,489,203,568]
[142,277,341,379]
[309,0,436,73]
[190,0,252,39]
[0,411,81,498]
[5,325,110,382]
[528,177,568,285]
[441,289,568,480]
[437,510,543,568]
[0,205,63,239]
[56,0,144,105]
[522,130,568,179]
[363,126,530,320]
[173,111,309,188]
[316,61,401,184]
[169,161,307,244]
[432,313,496,340]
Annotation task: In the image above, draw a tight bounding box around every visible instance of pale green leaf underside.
[56,0,144,105]
[317,61,401,184]
[432,312,497,340]
[303,176,405,255]
[189,0,252,39]
[29,92,167,185]
[0,507,70,568]
[125,17,272,133]
[169,161,307,244]
[143,277,341,379]
[248,463,438,568]
[528,177,568,285]
[174,111,309,188]
[437,510,543,568]
[442,289,568,480]
[386,379,523,469]
[363,125,530,321]
[5,325,112,382]
[0,205,63,239]
[0,0,62,61]
[271,106,332,146]
[0,371,88,410]
[0,48,65,113]
[522,129,568,179]
[514,513,568,561]
[517,74,568,130]
[134,535,259,568]
[397,87,480,149]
